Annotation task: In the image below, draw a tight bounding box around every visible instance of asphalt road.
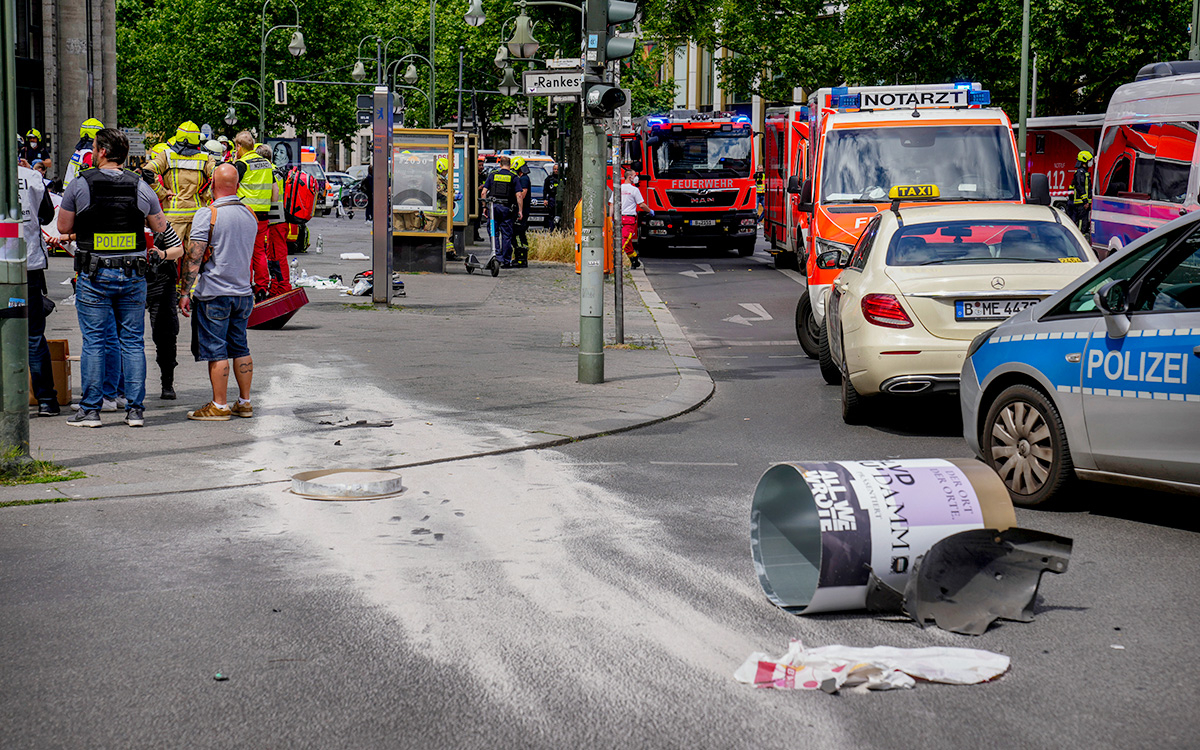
[3,237,1198,749]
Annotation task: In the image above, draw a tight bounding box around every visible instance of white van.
[1093,63,1200,257]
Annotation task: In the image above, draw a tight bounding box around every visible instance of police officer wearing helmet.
[64,117,105,187]
[481,155,523,267]
[511,156,532,268]
[1067,150,1093,235]
[140,121,214,399]
[57,128,185,427]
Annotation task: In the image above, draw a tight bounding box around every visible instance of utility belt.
[74,251,149,278]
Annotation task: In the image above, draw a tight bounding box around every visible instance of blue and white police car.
[962,210,1200,506]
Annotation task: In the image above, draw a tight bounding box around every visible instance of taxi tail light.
[862,294,913,329]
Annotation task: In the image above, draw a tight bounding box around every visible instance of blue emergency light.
[967,90,991,105]
[832,93,861,109]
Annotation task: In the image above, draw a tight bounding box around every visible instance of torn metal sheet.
[903,528,1073,635]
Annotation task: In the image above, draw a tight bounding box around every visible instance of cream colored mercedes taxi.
[817,189,1098,424]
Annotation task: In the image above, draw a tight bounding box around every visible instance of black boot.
[161,375,177,400]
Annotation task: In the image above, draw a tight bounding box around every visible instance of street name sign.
[546,57,581,69]
[523,70,582,97]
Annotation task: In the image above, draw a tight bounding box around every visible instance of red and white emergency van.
[763,105,811,269]
[793,83,1042,358]
[1019,114,1103,206]
[623,110,759,256]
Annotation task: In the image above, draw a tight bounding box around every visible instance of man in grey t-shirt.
[181,163,258,421]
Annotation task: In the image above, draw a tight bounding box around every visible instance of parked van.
[1093,65,1200,257]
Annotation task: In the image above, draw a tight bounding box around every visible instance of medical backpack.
[283,167,318,223]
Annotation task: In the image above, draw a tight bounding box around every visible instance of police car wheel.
[817,320,840,385]
[795,292,820,359]
[982,384,1074,507]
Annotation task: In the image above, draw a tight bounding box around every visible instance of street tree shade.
[288,30,306,57]
[351,60,367,82]
[498,66,520,97]
[507,12,539,60]
[464,0,486,27]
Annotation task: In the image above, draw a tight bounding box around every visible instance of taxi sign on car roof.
[889,184,940,199]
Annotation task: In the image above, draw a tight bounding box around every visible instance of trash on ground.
[750,459,1015,615]
[1111,644,1125,650]
[734,639,1009,693]
[865,528,1073,635]
[213,672,229,681]
[340,252,370,260]
[294,270,347,290]
[342,270,405,298]
[290,468,404,501]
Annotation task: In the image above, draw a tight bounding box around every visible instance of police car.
[962,209,1200,506]
[820,190,1097,425]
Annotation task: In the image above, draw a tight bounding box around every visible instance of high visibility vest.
[64,144,95,187]
[237,153,274,213]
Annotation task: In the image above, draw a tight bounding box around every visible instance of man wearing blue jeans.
[180,163,257,421]
[57,128,182,427]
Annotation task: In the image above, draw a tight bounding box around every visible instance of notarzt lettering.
[860,90,967,108]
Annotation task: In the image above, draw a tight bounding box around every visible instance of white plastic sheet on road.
[734,639,1010,692]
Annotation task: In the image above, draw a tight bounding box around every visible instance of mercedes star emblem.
[991,277,1006,290]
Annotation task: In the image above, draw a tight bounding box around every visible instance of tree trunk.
[562,104,583,225]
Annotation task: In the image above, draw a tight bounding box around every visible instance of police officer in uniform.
[481,155,521,267]
[511,156,531,268]
[543,163,562,230]
[232,131,274,300]
[64,117,105,187]
[1067,150,1093,236]
[57,128,183,427]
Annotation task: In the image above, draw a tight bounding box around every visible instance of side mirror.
[815,250,848,270]
[798,178,814,212]
[786,175,800,194]
[1028,173,1052,206]
[1094,279,1130,338]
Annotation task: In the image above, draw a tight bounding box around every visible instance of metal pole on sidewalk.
[579,122,606,383]
[371,85,393,305]
[611,131,623,344]
[457,46,464,130]
[1017,0,1031,171]
[0,0,30,454]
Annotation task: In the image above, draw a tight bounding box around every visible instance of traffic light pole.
[579,121,606,384]
[1,0,30,455]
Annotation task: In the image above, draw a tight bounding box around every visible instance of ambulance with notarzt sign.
[792,83,1048,358]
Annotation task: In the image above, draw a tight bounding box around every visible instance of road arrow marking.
[678,263,714,279]
[723,302,773,326]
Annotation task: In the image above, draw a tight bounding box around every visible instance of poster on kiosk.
[392,128,455,272]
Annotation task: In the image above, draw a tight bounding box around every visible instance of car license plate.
[955,298,1038,321]
[691,219,716,227]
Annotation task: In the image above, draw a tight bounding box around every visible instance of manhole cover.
[291,469,404,501]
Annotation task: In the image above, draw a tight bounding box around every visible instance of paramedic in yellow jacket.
[142,121,214,254]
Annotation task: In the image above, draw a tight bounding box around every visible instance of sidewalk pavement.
[8,217,713,502]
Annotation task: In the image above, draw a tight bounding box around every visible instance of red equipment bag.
[283,167,318,223]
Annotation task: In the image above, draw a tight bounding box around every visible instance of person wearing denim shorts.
[181,163,258,421]
[57,128,182,428]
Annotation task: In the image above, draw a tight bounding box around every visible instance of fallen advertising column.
[750,459,1017,614]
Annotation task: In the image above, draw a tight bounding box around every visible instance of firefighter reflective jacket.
[237,152,274,214]
[1069,165,1091,205]
[143,143,214,219]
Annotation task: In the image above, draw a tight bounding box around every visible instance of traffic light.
[585,0,640,67]
[583,75,627,118]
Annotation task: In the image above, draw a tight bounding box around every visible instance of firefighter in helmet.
[64,117,105,187]
[1067,150,1093,236]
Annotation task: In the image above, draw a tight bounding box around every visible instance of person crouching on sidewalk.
[179,163,258,421]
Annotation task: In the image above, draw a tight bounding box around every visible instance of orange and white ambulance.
[793,83,1042,358]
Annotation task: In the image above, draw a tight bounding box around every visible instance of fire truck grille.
[665,190,740,208]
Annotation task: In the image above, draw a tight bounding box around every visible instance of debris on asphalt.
[734,639,1009,693]
[213,672,229,681]
[343,270,406,298]
[750,459,1015,615]
[340,252,370,260]
[865,528,1073,635]
[1111,644,1126,650]
[294,270,347,290]
[290,469,404,500]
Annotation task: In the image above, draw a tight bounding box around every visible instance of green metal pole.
[1017,0,1031,179]
[1,0,30,455]
[1191,0,1200,60]
[579,121,605,384]
[429,0,436,127]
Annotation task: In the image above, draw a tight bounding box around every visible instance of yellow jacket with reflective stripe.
[237,152,274,214]
[144,147,214,218]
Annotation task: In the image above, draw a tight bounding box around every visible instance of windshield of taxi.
[821,125,1020,203]
[887,220,1087,266]
[652,128,753,178]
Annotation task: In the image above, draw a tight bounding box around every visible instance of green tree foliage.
[624,44,677,117]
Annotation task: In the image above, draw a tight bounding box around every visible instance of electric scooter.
[465,197,501,277]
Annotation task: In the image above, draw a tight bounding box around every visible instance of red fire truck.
[623,110,759,256]
[763,106,811,269]
[1018,114,1103,206]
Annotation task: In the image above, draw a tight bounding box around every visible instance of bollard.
[750,459,1016,615]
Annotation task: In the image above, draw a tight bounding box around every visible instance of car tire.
[840,367,868,425]
[817,318,840,385]
[794,291,820,359]
[981,384,1074,507]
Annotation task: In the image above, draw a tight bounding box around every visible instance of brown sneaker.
[230,401,253,418]
[187,402,232,421]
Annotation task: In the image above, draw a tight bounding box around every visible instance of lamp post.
[1017,0,1031,172]
[393,54,436,127]
[259,0,305,138]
